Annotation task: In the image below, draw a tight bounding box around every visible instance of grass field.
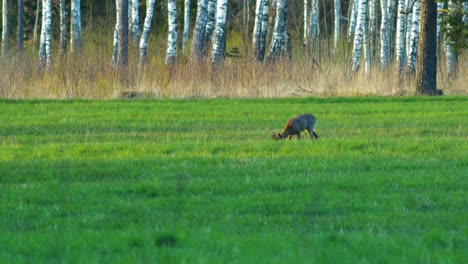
[0,97,467,263]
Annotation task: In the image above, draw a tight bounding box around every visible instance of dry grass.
[0,31,466,99]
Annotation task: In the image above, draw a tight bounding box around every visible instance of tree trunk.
[130,0,140,46]
[18,0,24,54]
[139,0,156,65]
[183,0,190,52]
[333,0,341,49]
[395,0,406,76]
[39,0,52,68]
[310,0,319,40]
[405,0,413,53]
[415,0,437,95]
[368,0,376,67]
[165,0,178,66]
[71,0,82,53]
[59,0,67,56]
[211,0,228,65]
[2,0,7,58]
[204,0,217,47]
[267,0,289,62]
[192,0,208,63]
[406,0,420,74]
[253,0,269,61]
[348,0,359,42]
[112,0,119,66]
[117,0,129,67]
[380,0,391,69]
[351,0,367,72]
[444,0,458,79]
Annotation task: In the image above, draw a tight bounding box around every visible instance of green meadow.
[0,97,466,263]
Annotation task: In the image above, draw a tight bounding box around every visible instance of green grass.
[0,97,467,263]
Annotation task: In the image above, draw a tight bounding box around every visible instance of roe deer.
[272,114,318,140]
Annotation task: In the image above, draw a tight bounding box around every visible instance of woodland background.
[0,0,466,98]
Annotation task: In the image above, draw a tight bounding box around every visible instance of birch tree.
[348,0,359,42]
[139,0,156,65]
[395,0,406,75]
[364,20,371,74]
[211,0,228,65]
[304,0,310,40]
[117,0,129,67]
[71,0,82,53]
[192,0,208,63]
[253,0,269,61]
[334,0,341,48]
[39,0,52,68]
[18,0,24,53]
[310,0,319,40]
[165,0,178,66]
[267,0,290,62]
[2,0,7,58]
[380,0,392,68]
[351,0,368,72]
[405,0,413,52]
[183,0,190,52]
[444,0,458,78]
[205,0,217,46]
[59,0,67,55]
[129,0,140,45]
[406,0,420,74]
[112,0,119,65]
[368,0,377,66]
[415,0,437,95]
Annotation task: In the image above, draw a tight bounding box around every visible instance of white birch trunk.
[39,0,52,67]
[183,0,190,52]
[463,2,468,25]
[165,0,178,65]
[18,0,25,53]
[192,0,209,62]
[380,0,391,69]
[351,0,367,72]
[368,0,376,65]
[1,0,7,57]
[71,0,82,53]
[205,0,217,45]
[311,0,319,40]
[436,2,444,41]
[364,20,371,74]
[59,0,67,55]
[406,0,420,74]
[444,0,458,78]
[211,0,228,65]
[139,0,156,65]
[348,0,359,42]
[117,0,129,67]
[267,0,289,61]
[334,0,341,48]
[253,0,269,61]
[395,0,406,73]
[130,0,140,45]
[112,0,119,66]
[405,0,413,58]
[304,0,309,41]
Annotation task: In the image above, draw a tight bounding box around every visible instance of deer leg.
[306,127,313,139]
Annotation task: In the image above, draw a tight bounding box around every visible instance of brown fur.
[272,114,318,140]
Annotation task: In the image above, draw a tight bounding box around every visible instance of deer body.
[272,114,318,140]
